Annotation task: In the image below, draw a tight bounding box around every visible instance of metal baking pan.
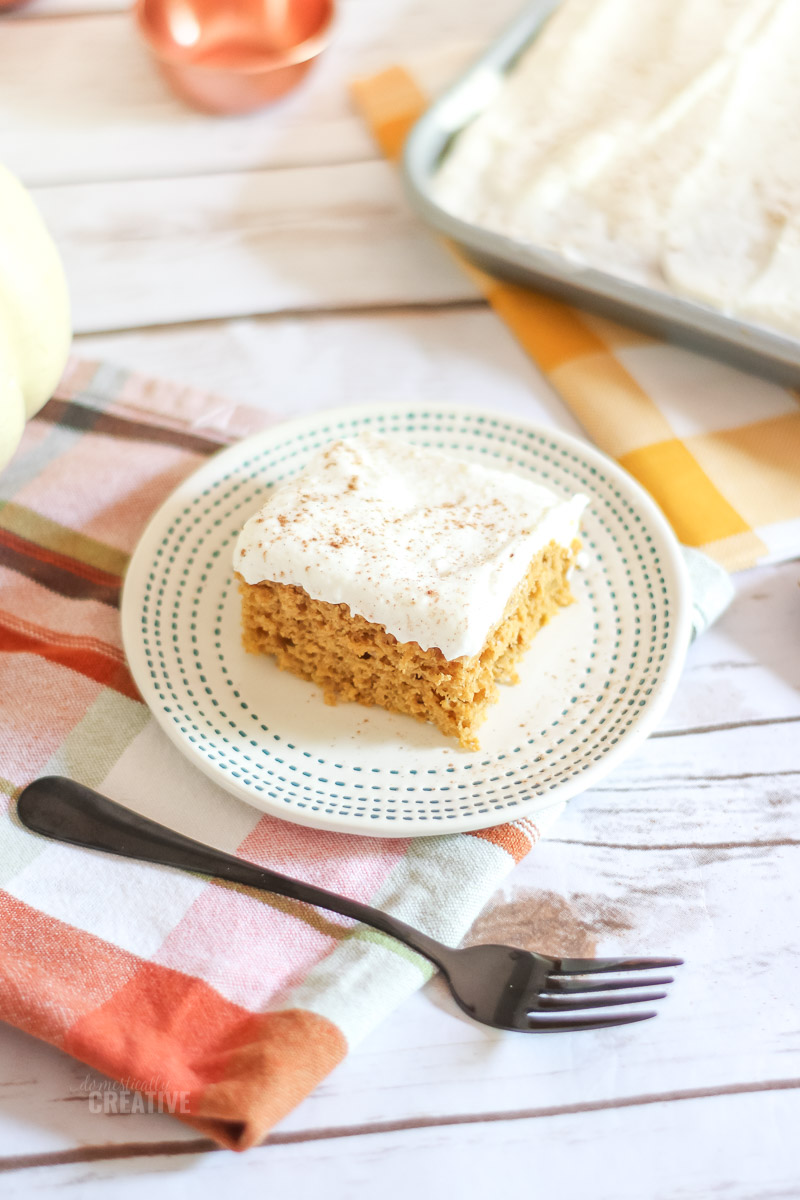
[402,0,800,385]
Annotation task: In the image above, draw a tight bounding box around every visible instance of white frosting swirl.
[234,434,587,660]
[433,0,800,336]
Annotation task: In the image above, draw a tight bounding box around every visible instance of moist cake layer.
[235,434,587,661]
[237,539,579,750]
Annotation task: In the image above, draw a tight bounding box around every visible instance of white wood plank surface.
[6,0,128,14]
[0,3,506,186]
[73,308,580,429]
[2,1088,798,1200]
[33,163,478,334]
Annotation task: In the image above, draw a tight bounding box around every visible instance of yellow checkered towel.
[352,67,800,573]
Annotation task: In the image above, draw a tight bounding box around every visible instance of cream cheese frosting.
[433,0,800,337]
[234,433,588,660]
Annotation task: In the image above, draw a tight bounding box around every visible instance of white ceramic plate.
[122,403,691,837]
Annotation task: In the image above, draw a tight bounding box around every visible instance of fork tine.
[527,1011,656,1032]
[537,990,667,1012]
[551,955,683,975]
[544,974,674,994]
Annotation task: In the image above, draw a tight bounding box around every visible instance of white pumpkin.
[0,163,71,471]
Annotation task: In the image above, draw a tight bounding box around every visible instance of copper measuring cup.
[136,0,334,114]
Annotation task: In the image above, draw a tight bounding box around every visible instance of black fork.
[17,777,681,1033]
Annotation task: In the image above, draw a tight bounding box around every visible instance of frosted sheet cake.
[433,0,800,337]
[234,434,588,749]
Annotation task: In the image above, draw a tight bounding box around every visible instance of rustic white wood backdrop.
[1,0,799,1195]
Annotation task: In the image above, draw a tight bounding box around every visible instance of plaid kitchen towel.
[0,358,574,1151]
[351,67,800,573]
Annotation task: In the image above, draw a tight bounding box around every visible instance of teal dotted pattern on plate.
[131,407,681,834]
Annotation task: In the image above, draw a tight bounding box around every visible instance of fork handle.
[16,776,451,971]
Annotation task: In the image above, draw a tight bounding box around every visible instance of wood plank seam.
[68,298,490,341]
[652,715,800,738]
[27,155,385,192]
[548,837,800,850]
[2,1078,799,1172]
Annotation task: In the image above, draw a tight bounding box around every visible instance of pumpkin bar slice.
[233,433,587,750]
